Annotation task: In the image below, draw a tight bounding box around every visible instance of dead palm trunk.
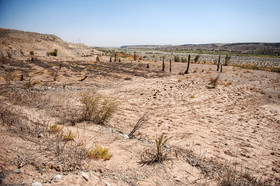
[162,56,165,71]
[169,59,172,72]
[184,55,190,74]
[217,55,220,71]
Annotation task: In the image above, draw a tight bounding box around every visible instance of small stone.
[32,182,42,186]
[38,133,43,138]
[14,169,21,174]
[82,171,89,181]
[122,134,129,139]
[53,174,62,183]
[271,152,275,155]
[63,172,68,175]
[105,182,111,186]
[173,175,177,178]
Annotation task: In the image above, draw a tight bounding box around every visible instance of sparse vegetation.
[140,133,171,165]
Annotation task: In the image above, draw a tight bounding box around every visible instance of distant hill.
[0,28,93,59]
[121,43,280,56]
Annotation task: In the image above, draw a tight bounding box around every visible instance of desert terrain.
[0,29,280,185]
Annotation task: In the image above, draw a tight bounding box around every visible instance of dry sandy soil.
[0,57,280,185]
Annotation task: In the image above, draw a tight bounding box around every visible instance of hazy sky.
[0,0,279,47]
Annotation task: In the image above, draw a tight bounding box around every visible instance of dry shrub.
[80,93,118,125]
[224,82,232,87]
[140,133,171,165]
[24,79,40,89]
[207,74,220,89]
[63,131,76,141]
[87,145,113,160]
[50,124,63,134]
[3,70,17,84]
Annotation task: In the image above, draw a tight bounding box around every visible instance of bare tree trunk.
[169,59,172,72]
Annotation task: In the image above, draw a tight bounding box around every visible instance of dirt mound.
[0,28,93,59]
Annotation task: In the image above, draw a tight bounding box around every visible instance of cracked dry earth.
[0,59,280,185]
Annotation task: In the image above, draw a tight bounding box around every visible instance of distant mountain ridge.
[121,43,280,55]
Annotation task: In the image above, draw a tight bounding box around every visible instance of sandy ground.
[0,58,280,185]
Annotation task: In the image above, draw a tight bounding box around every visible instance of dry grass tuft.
[128,114,148,139]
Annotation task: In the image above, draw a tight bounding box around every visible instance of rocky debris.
[81,171,89,181]
[121,134,129,139]
[14,169,21,174]
[32,182,42,186]
[53,174,62,183]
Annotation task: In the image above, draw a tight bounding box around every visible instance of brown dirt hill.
[0,28,94,59]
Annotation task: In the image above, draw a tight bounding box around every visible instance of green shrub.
[47,49,58,56]
[194,55,200,63]
[174,56,180,62]
[80,93,118,125]
[87,145,113,160]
